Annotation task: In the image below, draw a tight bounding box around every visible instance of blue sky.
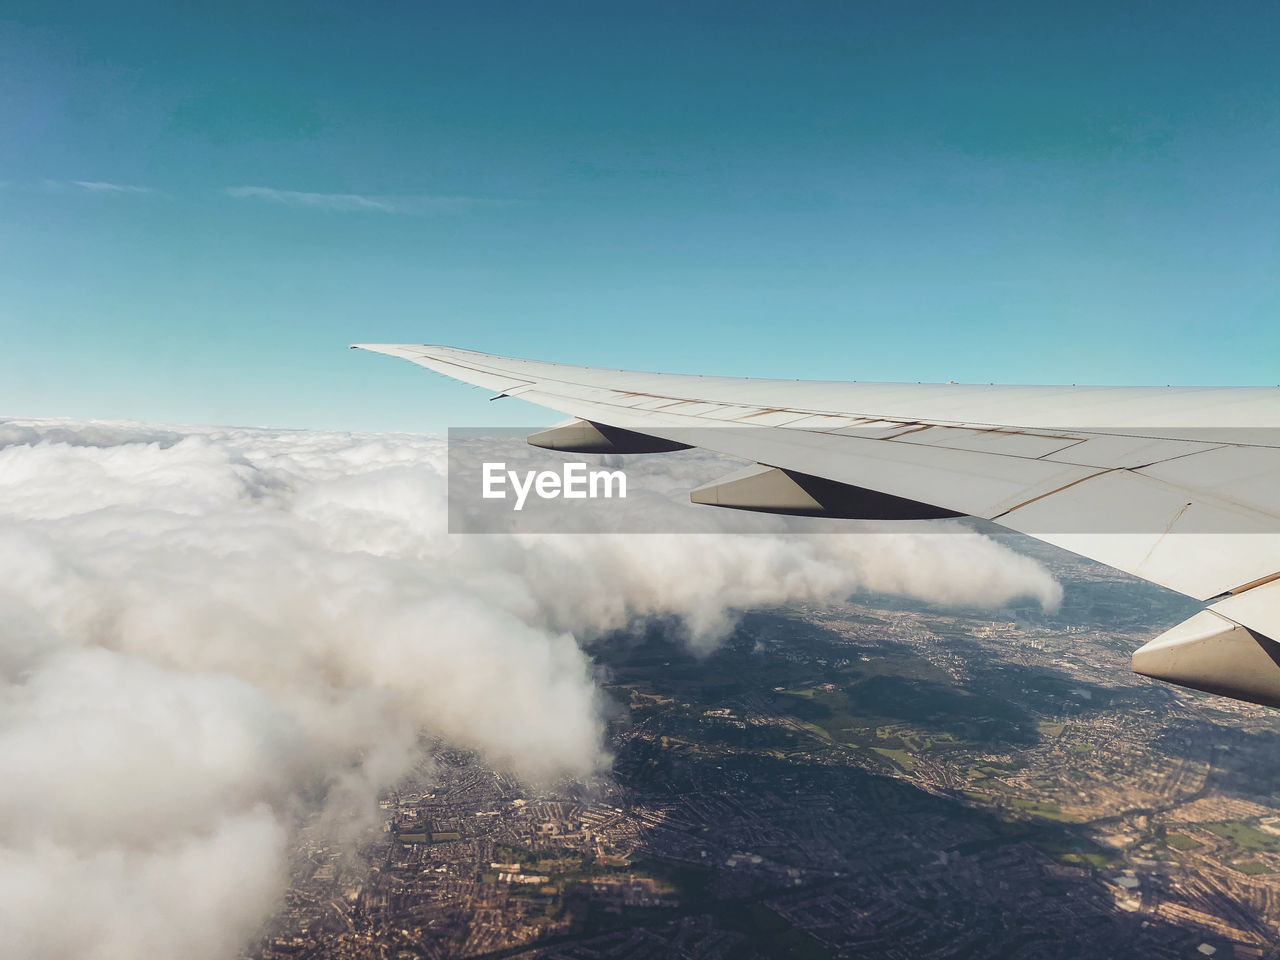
[3,1,1278,431]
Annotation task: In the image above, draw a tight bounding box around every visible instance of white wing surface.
[353,343,1280,707]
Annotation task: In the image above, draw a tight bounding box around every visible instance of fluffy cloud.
[0,419,1061,958]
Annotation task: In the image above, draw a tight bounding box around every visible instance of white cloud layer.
[0,419,1061,958]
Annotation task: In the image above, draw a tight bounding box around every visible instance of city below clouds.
[0,417,1060,960]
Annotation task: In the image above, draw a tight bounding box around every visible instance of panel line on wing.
[988,469,1117,519]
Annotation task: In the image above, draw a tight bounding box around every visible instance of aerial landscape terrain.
[8,5,1280,960]
[254,541,1280,960]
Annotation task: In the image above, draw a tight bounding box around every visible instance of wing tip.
[350,343,450,357]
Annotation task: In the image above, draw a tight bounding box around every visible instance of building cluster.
[253,575,1280,959]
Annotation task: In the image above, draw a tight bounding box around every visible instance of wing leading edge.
[353,343,1280,708]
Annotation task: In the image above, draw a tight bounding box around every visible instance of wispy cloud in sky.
[224,185,500,214]
[225,185,395,212]
[30,181,489,212]
[61,180,154,194]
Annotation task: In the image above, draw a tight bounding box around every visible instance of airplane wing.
[352,343,1280,708]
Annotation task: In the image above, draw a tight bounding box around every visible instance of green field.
[1033,833,1122,870]
[1204,821,1280,853]
[1233,860,1272,875]
[1010,798,1072,822]
[1165,833,1202,851]
[397,830,462,844]
[873,747,917,771]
